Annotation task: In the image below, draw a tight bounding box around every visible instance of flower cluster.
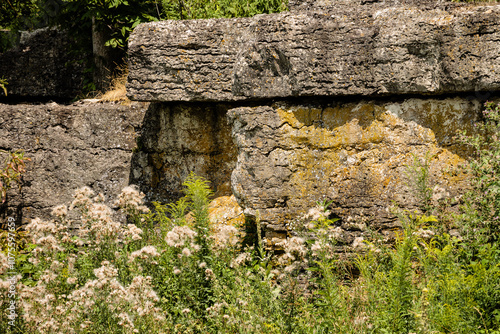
[114,185,150,215]
[165,225,197,248]
[1,185,172,333]
[211,224,239,250]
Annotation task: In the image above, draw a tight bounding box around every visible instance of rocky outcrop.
[126,1,500,245]
[0,28,88,100]
[127,2,500,102]
[2,1,498,251]
[0,101,148,224]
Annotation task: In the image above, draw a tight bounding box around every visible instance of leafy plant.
[405,151,434,214]
[457,101,500,243]
[0,78,7,96]
[160,0,287,20]
[0,150,30,204]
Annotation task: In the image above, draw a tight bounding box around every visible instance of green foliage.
[458,101,500,244]
[359,213,434,333]
[53,0,162,50]
[160,0,287,20]
[0,78,7,96]
[0,150,30,204]
[405,152,434,214]
[0,0,43,31]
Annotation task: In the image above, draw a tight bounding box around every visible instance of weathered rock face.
[0,101,148,224]
[0,28,88,100]
[130,102,237,204]
[126,1,500,245]
[227,97,479,241]
[127,3,500,102]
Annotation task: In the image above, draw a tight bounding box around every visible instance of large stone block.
[127,3,500,102]
[227,97,481,239]
[0,101,148,224]
[130,103,238,204]
[0,28,88,100]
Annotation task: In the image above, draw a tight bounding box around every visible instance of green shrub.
[458,101,500,244]
[160,0,287,20]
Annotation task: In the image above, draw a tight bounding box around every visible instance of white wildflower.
[115,185,149,214]
[211,224,239,250]
[67,277,77,285]
[129,246,161,262]
[205,268,215,281]
[51,205,68,217]
[303,205,330,222]
[230,252,251,268]
[181,247,191,257]
[165,226,197,247]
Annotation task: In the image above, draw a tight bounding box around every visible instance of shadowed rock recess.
[126,0,499,244]
[0,28,88,100]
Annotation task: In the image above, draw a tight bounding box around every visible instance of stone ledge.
[127,3,500,102]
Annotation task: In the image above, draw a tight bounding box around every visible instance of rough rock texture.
[0,28,87,100]
[125,1,500,246]
[130,103,237,204]
[227,97,480,242]
[208,195,245,228]
[287,0,462,12]
[0,101,148,224]
[127,3,500,102]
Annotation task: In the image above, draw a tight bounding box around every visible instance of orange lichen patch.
[208,195,245,228]
[276,107,307,128]
[430,149,469,185]
[184,195,245,229]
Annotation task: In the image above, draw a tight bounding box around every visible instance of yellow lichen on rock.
[273,100,472,225]
[208,195,245,227]
[207,195,246,249]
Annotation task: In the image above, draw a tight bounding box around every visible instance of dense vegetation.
[1,0,287,47]
[0,0,287,92]
[1,101,500,333]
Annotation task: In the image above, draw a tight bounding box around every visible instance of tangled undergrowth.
[1,102,500,333]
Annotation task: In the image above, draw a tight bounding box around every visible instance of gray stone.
[127,3,500,102]
[227,97,481,237]
[0,101,148,224]
[130,102,237,205]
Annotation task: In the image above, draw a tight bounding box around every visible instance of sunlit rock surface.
[227,97,479,239]
[126,1,500,242]
[128,2,500,102]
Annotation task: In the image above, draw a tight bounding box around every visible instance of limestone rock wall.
[126,1,500,244]
[0,101,148,224]
[227,97,479,242]
[2,0,498,249]
[130,102,237,204]
[127,2,500,102]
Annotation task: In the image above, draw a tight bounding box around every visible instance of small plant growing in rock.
[405,151,435,214]
[0,150,30,204]
[0,78,7,96]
